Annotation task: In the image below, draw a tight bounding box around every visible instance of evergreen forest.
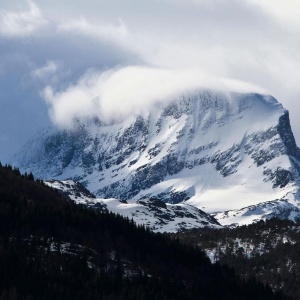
[0,163,291,299]
[174,219,300,299]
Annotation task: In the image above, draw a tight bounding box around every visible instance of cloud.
[246,0,300,26]
[43,66,266,127]
[58,18,129,46]
[2,0,300,162]
[0,1,47,38]
[31,60,58,78]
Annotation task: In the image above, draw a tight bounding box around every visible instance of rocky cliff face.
[13,90,300,225]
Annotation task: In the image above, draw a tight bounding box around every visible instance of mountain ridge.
[13,90,300,226]
[44,179,221,232]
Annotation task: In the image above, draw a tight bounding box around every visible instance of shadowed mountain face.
[13,90,300,226]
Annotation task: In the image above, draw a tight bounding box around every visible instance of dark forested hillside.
[0,163,290,300]
[174,219,300,299]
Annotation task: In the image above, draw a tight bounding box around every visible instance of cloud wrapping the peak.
[43,66,266,127]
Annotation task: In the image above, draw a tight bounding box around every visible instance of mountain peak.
[13,90,300,227]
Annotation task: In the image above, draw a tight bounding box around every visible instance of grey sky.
[1,0,300,161]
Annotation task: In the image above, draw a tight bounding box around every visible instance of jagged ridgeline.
[13,90,300,226]
[0,163,289,299]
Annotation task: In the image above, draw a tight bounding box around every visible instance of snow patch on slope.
[45,180,221,232]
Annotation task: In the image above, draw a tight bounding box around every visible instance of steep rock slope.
[14,90,300,225]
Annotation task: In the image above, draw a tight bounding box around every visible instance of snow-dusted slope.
[45,180,221,232]
[214,198,300,226]
[14,90,300,226]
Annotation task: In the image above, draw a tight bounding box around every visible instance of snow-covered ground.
[45,180,221,233]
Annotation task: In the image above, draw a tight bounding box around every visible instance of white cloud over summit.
[43,66,266,127]
[1,0,300,160]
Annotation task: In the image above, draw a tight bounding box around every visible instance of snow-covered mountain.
[13,90,300,226]
[45,179,221,232]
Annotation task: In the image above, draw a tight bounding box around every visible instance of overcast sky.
[1,0,300,161]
